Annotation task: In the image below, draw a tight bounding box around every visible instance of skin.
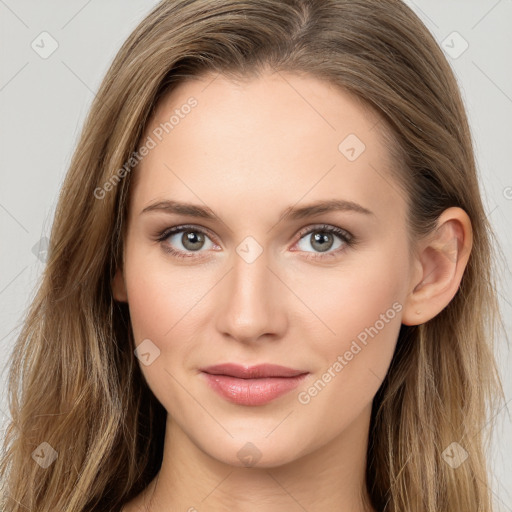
[114,70,472,512]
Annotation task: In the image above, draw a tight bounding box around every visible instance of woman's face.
[113,70,417,467]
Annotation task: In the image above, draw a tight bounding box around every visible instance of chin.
[201,433,308,469]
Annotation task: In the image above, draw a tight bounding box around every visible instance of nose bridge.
[215,239,286,342]
[233,250,269,302]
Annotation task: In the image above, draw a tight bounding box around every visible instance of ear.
[401,207,473,326]
[112,266,128,303]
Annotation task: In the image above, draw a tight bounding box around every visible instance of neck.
[138,403,376,512]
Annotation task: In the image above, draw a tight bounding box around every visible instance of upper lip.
[200,363,308,379]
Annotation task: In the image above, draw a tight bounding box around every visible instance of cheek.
[123,244,205,342]
[298,250,405,344]
[292,247,407,402]
[122,252,203,404]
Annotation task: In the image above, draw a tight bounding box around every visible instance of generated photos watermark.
[298,301,403,405]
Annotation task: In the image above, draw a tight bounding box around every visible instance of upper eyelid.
[297,223,352,240]
[159,224,218,243]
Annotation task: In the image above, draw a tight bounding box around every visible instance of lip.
[200,363,309,406]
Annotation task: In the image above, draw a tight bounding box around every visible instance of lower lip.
[202,372,308,406]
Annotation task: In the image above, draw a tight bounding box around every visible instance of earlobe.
[112,267,128,303]
[402,207,472,326]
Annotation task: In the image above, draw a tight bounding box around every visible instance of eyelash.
[155,223,355,261]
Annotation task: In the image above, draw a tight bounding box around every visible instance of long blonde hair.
[0,1,505,510]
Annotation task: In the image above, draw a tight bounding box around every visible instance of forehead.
[129,71,405,224]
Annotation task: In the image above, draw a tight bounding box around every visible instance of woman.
[0,0,505,511]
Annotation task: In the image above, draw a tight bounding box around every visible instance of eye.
[156,223,355,260]
[293,224,354,260]
[156,225,218,259]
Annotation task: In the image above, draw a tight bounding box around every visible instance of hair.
[0,0,506,510]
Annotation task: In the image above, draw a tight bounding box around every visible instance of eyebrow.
[140,199,374,220]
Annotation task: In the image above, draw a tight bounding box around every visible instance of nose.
[214,245,288,345]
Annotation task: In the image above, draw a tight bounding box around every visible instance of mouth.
[199,363,309,406]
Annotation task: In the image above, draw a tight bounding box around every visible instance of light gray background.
[0,0,510,508]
